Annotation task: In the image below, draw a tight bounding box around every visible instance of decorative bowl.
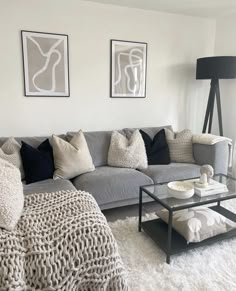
[167,181,194,199]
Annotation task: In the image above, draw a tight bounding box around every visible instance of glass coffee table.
[139,174,236,264]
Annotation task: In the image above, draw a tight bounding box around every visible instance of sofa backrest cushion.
[67,131,113,167]
[123,126,173,139]
[0,135,66,148]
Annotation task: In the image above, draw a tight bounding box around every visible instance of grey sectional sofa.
[1,126,229,210]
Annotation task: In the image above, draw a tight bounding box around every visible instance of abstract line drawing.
[21,31,70,97]
[110,40,147,98]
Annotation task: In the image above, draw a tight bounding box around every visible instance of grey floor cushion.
[158,206,236,243]
[23,179,76,195]
[73,166,153,206]
[141,163,201,184]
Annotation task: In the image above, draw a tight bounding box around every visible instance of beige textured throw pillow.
[108,130,148,170]
[0,158,24,231]
[165,128,195,163]
[0,137,24,179]
[52,130,95,179]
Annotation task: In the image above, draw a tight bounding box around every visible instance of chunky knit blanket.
[0,190,128,290]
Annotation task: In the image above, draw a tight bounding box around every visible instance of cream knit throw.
[0,190,128,290]
[193,133,233,167]
[192,133,232,145]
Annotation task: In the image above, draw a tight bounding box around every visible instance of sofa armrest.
[193,141,229,175]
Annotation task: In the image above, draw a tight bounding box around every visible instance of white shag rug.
[109,201,236,291]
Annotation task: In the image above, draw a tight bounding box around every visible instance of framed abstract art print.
[21,30,70,97]
[110,39,147,98]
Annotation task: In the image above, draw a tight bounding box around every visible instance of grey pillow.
[158,206,236,243]
[0,137,25,179]
[52,130,95,180]
[165,128,195,163]
[108,130,148,170]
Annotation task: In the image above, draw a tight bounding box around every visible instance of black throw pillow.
[20,139,55,184]
[140,129,170,165]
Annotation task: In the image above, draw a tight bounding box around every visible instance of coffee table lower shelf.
[141,205,236,261]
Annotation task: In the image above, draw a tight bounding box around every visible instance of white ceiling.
[83,0,236,18]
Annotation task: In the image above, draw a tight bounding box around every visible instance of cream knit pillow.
[165,128,195,163]
[108,130,148,170]
[0,137,24,179]
[52,130,95,179]
[0,158,24,231]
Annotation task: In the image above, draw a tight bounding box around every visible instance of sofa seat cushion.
[140,163,201,184]
[72,166,153,206]
[23,179,76,195]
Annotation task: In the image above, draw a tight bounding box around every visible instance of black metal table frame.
[138,174,236,264]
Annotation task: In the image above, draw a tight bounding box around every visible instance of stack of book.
[194,179,228,197]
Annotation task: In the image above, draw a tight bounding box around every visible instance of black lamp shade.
[196,56,236,80]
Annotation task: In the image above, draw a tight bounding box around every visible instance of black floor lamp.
[196,56,236,136]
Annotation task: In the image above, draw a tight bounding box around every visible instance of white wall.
[214,15,236,140]
[0,0,215,136]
